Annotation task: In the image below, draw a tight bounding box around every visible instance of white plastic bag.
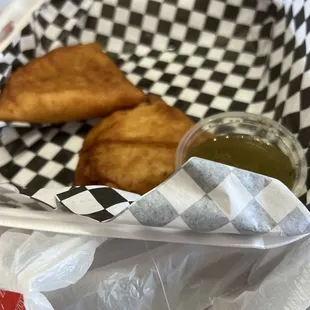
[0,229,103,310]
[0,0,45,50]
[45,237,310,310]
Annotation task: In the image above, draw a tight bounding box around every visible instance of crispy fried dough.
[0,43,144,123]
[74,95,195,194]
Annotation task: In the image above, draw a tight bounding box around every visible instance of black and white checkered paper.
[57,186,139,221]
[56,158,310,237]
[0,183,55,211]
[1,158,310,241]
[0,0,309,240]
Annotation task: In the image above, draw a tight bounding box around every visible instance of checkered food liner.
[0,0,309,229]
[0,0,309,207]
[1,158,309,242]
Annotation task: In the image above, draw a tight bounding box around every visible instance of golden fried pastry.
[74,95,194,194]
[0,43,144,123]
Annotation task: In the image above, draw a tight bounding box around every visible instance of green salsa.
[187,135,295,189]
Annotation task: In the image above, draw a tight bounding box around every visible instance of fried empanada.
[0,43,144,123]
[74,95,195,194]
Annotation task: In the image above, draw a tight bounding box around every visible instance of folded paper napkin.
[0,158,309,238]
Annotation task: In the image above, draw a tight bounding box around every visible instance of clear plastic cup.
[175,112,307,197]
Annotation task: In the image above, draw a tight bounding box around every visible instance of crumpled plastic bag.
[0,229,103,310]
[45,236,310,310]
